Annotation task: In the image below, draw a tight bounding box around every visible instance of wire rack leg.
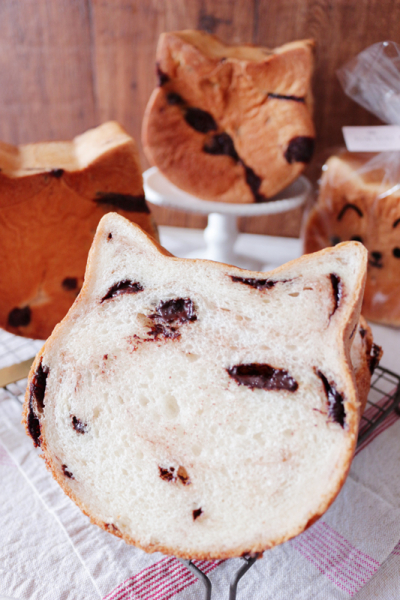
[229,556,257,600]
[178,559,212,600]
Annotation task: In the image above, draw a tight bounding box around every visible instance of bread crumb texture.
[23,214,369,559]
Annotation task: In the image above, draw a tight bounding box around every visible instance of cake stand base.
[185,213,263,270]
[143,167,312,270]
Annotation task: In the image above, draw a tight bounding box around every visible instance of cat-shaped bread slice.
[0,122,158,339]
[142,30,315,203]
[304,152,400,325]
[23,214,369,559]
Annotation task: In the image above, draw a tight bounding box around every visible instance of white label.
[342,125,400,152]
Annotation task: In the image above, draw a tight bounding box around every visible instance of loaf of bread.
[142,30,315,203]
[304,152,400,325]
[23,214,372,559]
[0,122,158,340]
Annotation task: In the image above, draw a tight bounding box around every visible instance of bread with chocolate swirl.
[142,30,315,203]
[0,122,158,339]
[23,214,370,560]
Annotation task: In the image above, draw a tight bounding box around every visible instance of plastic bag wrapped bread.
[0,122,158,340]
[337,41,400,127]
[305,42,400,325]
[142,30,315,203]
[304,151,400,325]
[23,214,381,560]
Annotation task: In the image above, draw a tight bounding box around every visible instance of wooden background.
[0,0,398,236]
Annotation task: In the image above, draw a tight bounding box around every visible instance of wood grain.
[0,0,399,236]
[0,0,97,143]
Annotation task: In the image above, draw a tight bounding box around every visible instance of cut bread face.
[304,151,400,326]
[24,214,368,559]
[142,30,315,204]
[0,121,158,339]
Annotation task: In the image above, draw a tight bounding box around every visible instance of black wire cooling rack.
[357,365,400,445]
[1,361,400,600]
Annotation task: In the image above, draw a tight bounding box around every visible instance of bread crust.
[142,30,315,203]
[0,122,158,339]
[351,316,381,417]
[23,217,370,559]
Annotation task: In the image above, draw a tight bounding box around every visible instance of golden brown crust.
[142,30,315,203]
[0,122,158,339]
[304,151,400,325]
[351,316,382,416]
[356,317,373,414]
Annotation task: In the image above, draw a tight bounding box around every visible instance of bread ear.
[62,122,144,200]
[231,241,368,352]
[94,211,170,256]
[79,213,170,302]
[246,41,315,98]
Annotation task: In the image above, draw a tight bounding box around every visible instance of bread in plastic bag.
[304,42,400,325]
[304,150,400,325]
[337,41,400,126]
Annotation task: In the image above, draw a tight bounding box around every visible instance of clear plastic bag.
[337,41,400,125]
[303,42,400,326]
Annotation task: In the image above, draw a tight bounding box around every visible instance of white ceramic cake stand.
[143,167,312,270]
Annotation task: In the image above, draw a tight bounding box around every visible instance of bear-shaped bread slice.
[23,214,368,559]
[303,152,400,325]
[0,121,158,340]
[142,30,315,203]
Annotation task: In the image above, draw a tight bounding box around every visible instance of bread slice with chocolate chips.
[23,214,375,560]
[142,30,315,203]
[0,121,158,339]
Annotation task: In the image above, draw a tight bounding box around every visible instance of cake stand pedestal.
[143,167,312,270]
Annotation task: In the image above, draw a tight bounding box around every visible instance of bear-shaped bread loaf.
[23,214,371,559]
[0,122,158,339]
[142,30,315,203]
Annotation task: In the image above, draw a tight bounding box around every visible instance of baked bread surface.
[350,315,381,415]
[0,121,158,339]
[304,151,400,325]
[23,215,368,559]
[142,30,315,203]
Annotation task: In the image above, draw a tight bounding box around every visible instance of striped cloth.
[1,330,400,600]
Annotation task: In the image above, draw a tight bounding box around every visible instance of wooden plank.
[2,0,400,235]
[254,0,400,153]
[90,0,255,229]
[89,0,253,164]
[0,0,97,145]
